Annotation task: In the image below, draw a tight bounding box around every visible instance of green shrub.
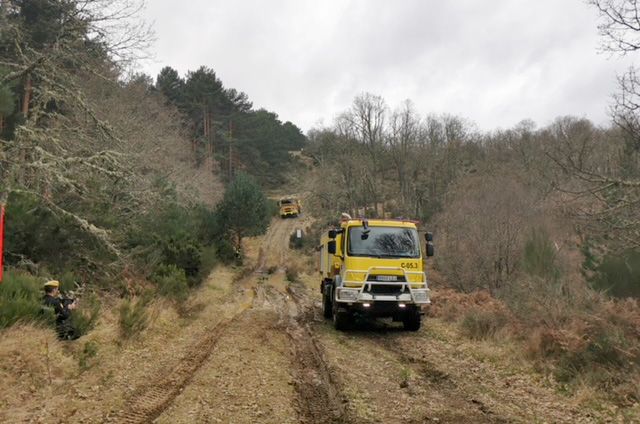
[591,249,640,299]
[460,307,508,340]
[216,237,240,264]
[125,201,213,277]
[215,173,270,255]
[151,264,189,302]
[522,229,560,281]
[69,293,101,337]
[196,245,218,284]
[5,192,114,277]
[0,271,53,329]
[161,237,202,278]
[78,340,99,372]
[118,298,149,339]
[285,265,300,283]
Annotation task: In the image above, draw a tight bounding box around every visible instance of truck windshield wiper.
[377,253,417,258]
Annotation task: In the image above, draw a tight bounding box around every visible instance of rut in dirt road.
[113,309,248,424]
[367,332,508,423]
[115,216,305,423]
[114,215,335,423]
[282,284,352,424]
[270,214,353,423]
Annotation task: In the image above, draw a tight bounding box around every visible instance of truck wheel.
[322,286,333,319]
[333,308,349,331]
[403,312,421,331]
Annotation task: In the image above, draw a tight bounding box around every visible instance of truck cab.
[319,218,434,331]
[278,197,301,218]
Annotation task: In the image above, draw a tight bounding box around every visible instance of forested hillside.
[155,65,306,185]
[0,0,303,329]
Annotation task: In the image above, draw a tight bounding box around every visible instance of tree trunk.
[22,73,32,116]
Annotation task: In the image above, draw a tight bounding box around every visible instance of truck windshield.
[280,200,293,205]
[347,226,420,258]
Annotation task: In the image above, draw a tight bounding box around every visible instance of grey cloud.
[140,0,636,132]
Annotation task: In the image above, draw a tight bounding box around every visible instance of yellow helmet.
[44,280,60,288]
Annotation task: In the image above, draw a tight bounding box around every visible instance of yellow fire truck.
[278,196,301,218]
[318,216,434,331]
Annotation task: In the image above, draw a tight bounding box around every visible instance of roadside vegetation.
[307,99,640,406]
[303,3,640,407]
[0,1,281,336]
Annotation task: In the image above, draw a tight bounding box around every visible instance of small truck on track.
[318,216,434,331]
[278,196,301,218]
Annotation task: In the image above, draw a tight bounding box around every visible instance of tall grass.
[0,271,53,329]
[460,307,508,340]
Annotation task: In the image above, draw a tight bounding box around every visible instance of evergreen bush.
[151,264,189,302]
[0,271,52,329]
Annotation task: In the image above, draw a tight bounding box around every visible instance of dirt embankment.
[0,212,628,423]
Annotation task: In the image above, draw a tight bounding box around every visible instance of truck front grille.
[366,284,405,295]
[366,275,407,282]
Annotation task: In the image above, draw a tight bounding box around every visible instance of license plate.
[376,275,398,281]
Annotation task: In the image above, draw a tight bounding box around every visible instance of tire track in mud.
[115,216,307,423]
[114,243,271,423]
[116,215,322,423]
[371,332,591,424]
[273,215,491,423]
[281,283,352,424]
[256,215,301,273]
[368,333,508,423]
[113,304,251,424]
[259,214,352,423]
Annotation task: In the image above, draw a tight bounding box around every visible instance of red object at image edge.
[0,205,4,283]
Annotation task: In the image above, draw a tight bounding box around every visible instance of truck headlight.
[412,290,429,302]
[338,289,359,301]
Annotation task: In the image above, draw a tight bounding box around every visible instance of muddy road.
[114,215,351,424]
[110,215,600,423]
[4,214,606,423]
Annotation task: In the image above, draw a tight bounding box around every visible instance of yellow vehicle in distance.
[318,216,434,331]
[278,196,301,218]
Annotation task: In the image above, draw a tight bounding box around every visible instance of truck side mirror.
[328,230,337,239]
[425,232,433,242]
[327,240,337,254]
[426,242,434,257]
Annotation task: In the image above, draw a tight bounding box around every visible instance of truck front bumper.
[335,286,430,304]
[335,266,431,305]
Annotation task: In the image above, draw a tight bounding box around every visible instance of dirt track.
[110,215,352,424]
[106,215,603,423]
[2,214,612,423]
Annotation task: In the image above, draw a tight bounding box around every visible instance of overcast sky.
[139,0,635,133]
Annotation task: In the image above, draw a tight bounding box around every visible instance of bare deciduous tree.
[590,0,640,54]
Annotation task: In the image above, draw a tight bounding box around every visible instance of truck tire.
[333,307,349,331]
[322,285,333,319]
[403,311,421,331]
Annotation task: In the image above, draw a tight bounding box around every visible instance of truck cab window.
[348,226,420,258]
